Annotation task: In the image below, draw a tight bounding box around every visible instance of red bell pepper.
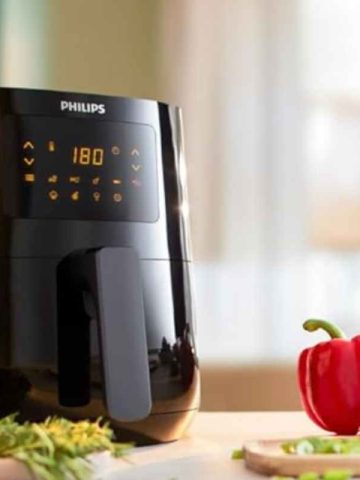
[298,319,360,435]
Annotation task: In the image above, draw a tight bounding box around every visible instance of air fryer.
[0,88,200,444]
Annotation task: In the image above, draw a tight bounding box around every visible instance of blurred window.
[172,0,360,362]
[0,0,48,85]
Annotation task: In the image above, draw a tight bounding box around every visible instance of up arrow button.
[23,141,34,149]
[130,148,140,157]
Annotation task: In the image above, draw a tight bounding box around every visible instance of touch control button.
[131,179,142,188]
[113,193,122,203]
[24,173,35,183]
[48,190,59,201]
[71,191,80,201]
[130,148,140,157]
[23,157,35,166]
[69,176,80,184]
[23,141,34,150]
[48,175,58,183]
[93,192,101,202]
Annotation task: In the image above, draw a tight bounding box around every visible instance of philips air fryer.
[0,88,199,444]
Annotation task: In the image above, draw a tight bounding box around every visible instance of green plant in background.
[0,414,132,480]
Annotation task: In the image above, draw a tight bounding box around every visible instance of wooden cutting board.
[0,459,31,480]
[244,437,360,477]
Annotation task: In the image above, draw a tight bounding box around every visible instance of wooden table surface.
[91,411,326,479]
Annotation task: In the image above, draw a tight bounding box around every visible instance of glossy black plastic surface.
[0,88,199,444]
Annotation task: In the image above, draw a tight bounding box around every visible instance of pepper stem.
[303,319,346,339]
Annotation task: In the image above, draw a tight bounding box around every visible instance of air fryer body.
[0,88,199,444]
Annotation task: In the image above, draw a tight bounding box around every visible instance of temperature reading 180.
[73,147,104,166]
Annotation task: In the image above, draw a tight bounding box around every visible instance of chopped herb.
[282,437,360,455]
[270,474,351,480]
[231,448,244,460]
[296,440,315,455]
[0,413,132,480]
[298,473,319,480]
[322,470,353,480]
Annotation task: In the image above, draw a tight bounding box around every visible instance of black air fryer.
[0,88,199,444]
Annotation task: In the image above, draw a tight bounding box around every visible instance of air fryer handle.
[57,247,152,421]
[93,247,152,421]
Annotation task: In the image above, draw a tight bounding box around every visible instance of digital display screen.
[13,117,158,222]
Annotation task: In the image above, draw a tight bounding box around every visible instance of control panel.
[8,116,158,222]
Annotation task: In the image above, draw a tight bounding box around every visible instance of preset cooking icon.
[93,191,101,202]
[48,190,59,201]
[48,175,58,183]
[71,191,80,202]
[69,176,80,184]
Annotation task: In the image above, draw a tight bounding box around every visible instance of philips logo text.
[60,101,106,115]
